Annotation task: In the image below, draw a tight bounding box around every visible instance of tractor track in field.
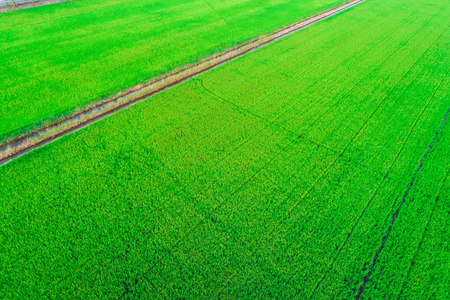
[0,0,366,167]
[0,0,71,13]
[308,22,450,298]
[354,105,450,300]
[397,167,450,299]
[210,14,449,297]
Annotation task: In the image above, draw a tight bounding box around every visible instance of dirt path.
[0,0,366,166]
[0,0,70,13]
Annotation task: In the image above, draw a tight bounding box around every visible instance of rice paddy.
[0,0,449,298]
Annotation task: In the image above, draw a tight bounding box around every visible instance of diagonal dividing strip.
[0,0,71,13]
[0,0,365,166]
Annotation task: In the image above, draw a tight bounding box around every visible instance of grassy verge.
[0,0,345,140]
[0,0,363,163]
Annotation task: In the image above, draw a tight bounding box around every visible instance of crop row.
[0,0,346,140]
[1,0,449,298]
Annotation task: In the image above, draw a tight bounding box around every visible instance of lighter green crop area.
[1,0,449,298]
[0,0,345,139]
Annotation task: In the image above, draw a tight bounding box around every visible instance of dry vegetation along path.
[0,0,365,166]
[0,0,70,13]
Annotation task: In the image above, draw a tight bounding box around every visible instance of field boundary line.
[0,0,71,13]
[0,0,366,166]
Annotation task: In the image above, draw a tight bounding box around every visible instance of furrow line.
[0,0,365,166]
[396,167,450,299]
[309,47,450,299]
[200,78,383,177]
[120,138,299,299]
[354,105,450,299]
[267,15,450,298]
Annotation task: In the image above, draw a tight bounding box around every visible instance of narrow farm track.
[354,105,450,299]
[0,0,365,166]
[0,0,70,13]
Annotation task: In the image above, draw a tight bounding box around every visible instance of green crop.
[0,0,449,298]
[0,0,345,140]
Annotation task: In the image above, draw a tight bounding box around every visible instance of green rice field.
[0,0,345,139]
[1,0,449,298]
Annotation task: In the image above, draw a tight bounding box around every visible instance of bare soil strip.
[0,0,365,166]
[354,106,450,300]
[0,0,71,13]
